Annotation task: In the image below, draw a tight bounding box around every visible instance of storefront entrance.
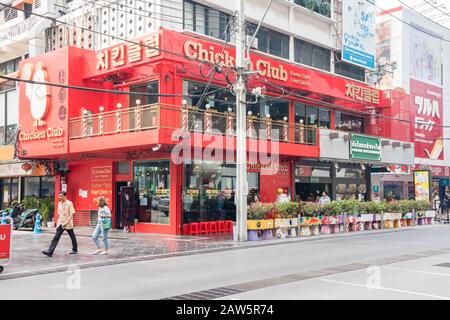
[115,181,128,229]
[295,183,332,202]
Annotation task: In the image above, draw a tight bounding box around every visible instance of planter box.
[247,219,274,230]
[274,218,299,228]
[358,214,373,222]
[425,210,436,218]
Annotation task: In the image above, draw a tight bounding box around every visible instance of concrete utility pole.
[235,0,248,242]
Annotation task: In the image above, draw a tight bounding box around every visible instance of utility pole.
[235,0,248,242]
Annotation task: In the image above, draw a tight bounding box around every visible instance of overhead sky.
[376,0,450,29]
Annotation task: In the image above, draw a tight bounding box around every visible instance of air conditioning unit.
[246,35,258,49]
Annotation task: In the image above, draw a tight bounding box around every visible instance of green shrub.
[386,200,402,213]
[21,195,40,210]
[339,200,359,214]
[248,202,274,220]
[276,202,300,219]
[399,200,414,213]
[415,200,430,211]
[301,201,319,217]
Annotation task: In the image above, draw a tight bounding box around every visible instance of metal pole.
[235,0,248,242]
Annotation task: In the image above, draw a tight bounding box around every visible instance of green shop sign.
[350,134,381,161]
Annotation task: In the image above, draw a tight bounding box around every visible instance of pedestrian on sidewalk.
[92,197,112,255]
[42,191,78,257]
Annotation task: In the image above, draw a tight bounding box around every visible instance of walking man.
[42,191,78,257]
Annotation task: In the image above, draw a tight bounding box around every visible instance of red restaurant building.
[17,28,413,235]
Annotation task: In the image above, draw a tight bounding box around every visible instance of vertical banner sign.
[0,224,11,260]
[410,79,444,160]
[413,170,431,201]
[342,0,376,70]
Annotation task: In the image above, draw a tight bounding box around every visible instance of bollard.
[34,213,42,234]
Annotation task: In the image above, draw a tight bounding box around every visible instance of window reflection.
[335,112,364,133]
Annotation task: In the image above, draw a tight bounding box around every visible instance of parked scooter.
[15,208,39,230]
[9,203,24,229]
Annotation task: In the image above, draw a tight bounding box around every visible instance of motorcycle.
[15,208,39,230]
[1,203,24,227]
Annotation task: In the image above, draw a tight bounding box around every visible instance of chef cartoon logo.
[20,61,51,127]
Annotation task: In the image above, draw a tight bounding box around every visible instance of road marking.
[321,278,450,300]
[383,266,450,278]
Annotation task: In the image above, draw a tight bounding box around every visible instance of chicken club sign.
[18,62,65,144]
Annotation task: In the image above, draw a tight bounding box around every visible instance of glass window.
[319,108,330,128]
[246,23,289,59]
[6,89,18,145]
[23,177,40,197]
[294,0,331,18]
[116,162,130,175]
[335,53,366,82]
[129,81,158,107]
[0,92,5,145]
[335,112,364,133]
[40,177,55,198]
[306,106,318,126]
[183,162,259,225]
[134,160,170,224]
[183,0,232,41]
[294,39,331,71]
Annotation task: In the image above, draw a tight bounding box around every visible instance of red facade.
[17,28,404,235]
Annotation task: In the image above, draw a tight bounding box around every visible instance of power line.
[0,73,224,98]
[0,2,234,71]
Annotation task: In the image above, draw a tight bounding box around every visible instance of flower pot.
[364,222,372,231]
[426,217,433,225]
[262,229,273,240]
[393,219,401,228]
[300,225,311,237]
[321,224,331,234]
[310,224,319,236]
[417,218,425,225]
[275,228,287,239]
[330,224,339,234]
[289,227,297,238]
[385,220,393,229]
[372,221,379,230]
[248,230,259,241]
[356,222,364,231]
[400,219,407,227]
[406,219,413,227]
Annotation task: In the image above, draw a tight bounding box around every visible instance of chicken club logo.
[20,61,50,127]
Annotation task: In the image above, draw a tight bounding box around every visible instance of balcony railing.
[69,104,318,146]
[0,15,39,41]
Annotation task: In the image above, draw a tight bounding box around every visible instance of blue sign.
[342,0,376,70]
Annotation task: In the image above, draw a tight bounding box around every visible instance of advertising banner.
[410,78,443,160]
[0,224,11,260]
[342,0,376,70]
[409,24,442,86]
[350,134,381,161]
[413,170,431,201]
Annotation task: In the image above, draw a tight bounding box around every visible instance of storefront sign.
[0,163,36,178]
[350,134,381,161]
[342,0,376,70]
[0,224,11,259]
[175,31,381,105]
[413,170,431,201]
[345,82,379,104]
[410,78,443,160]
[90,166,113,205]
[247,162,289,174]
[295,165,312,177]
[413,164,450,178]
[96,33,160,71]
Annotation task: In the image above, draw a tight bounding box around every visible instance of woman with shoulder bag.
[92,197,112,255]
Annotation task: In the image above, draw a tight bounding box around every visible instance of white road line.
[383,266,450,278]
[321,278,450,300]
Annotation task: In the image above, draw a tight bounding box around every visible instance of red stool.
[209,221,218,234]
[189,223,199,235]
[217,221,226,233]
[224,220,233,233]
[182,224,190,235]
[199,222,209,235]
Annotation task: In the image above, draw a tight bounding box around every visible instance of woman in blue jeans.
[92,197,111,255]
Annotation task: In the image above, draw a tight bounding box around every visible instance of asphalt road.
[1,225,450,300]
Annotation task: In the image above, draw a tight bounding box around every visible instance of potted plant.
[400,200,414,227]
[274,202,299,238]
[304,0,316,11]
[39,197,55,228]
[319,201,340,234]
[340,200,358,232]
[356,201,373,231]
[365,201,385,230]
[247,202,274,241]
[415,200,430,225]
[385,201,402,229]
[302,202,320,236]
[320,0,331,17]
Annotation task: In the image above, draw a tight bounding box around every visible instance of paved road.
[1,225,450,300]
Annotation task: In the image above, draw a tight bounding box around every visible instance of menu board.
[413,170,431,201]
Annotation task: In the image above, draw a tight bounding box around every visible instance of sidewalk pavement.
[1,224,448,280]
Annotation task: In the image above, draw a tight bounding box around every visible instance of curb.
[1,224,447,281]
